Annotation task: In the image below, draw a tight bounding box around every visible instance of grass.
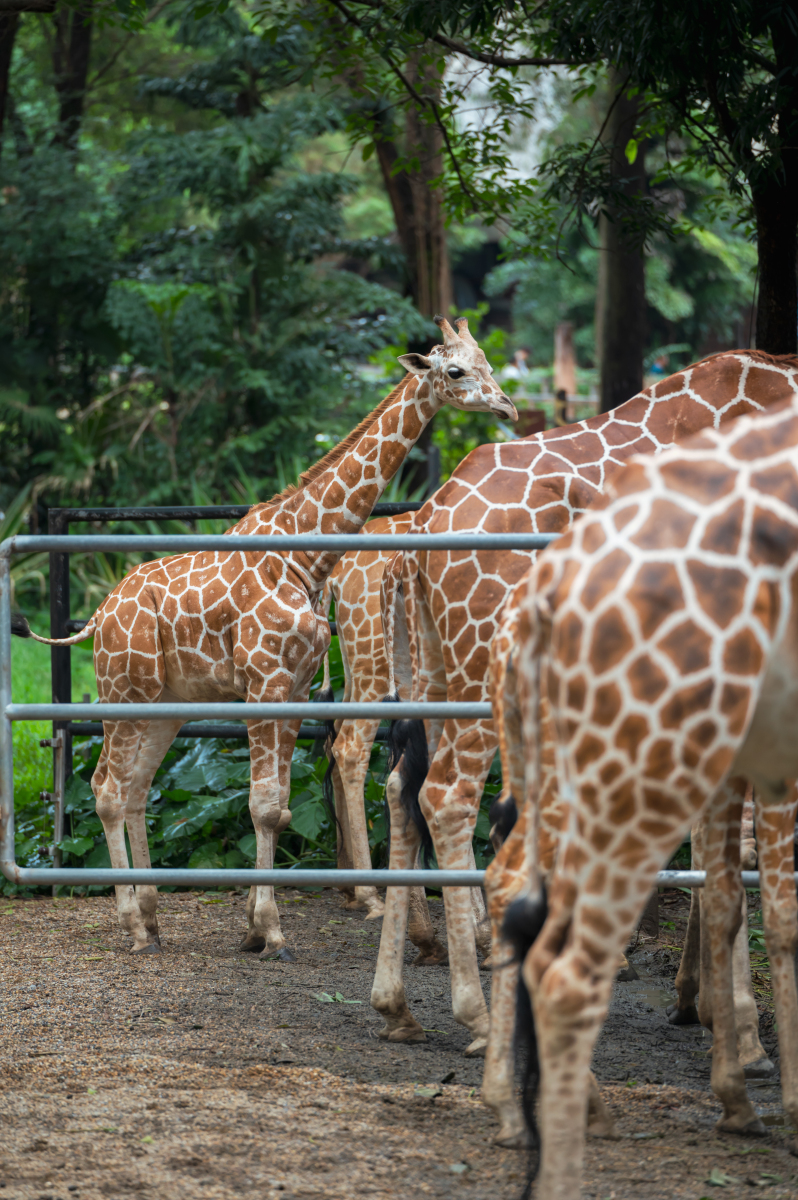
[11,618,97,803]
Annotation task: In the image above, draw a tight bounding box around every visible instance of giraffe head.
[397,315,518,422]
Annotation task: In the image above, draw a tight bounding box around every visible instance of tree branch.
[88,0,173,89]
[430,32,585,68]
[325,0,479,210]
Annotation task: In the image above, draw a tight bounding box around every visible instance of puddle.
[636,987,674,1010]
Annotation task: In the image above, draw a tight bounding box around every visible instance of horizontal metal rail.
[6,533,559,554]
[67,722,383,742]
[49,502,424,523]
[7,701,493,722]
[0,866,781,889]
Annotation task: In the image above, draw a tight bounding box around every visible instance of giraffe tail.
[380,550,433,867]
[11,612,98,645]
[316,581,341,829]
[500,582,556,1186]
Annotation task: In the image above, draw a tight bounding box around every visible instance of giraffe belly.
[733,650,798,783]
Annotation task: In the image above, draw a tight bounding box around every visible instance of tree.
[0,6,426,522]
[597,71,647,411]
[315,0,798,355]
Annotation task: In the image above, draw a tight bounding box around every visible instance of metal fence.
[0,523,775,891]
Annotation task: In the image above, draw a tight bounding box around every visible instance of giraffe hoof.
[260,946,297,963]
[743,1056,777,1080]
[239,934,267,953]
[378,1025,426,1044]
[494,1129,530,1150]
[412,945,448,966]
[717,1115,767,1137]
[666,1002,700,1026]
[130,942,161,955]
[616,963,639,982]
[479,955,494,971]
[364,904,385,920]
[464,1036,487,1058]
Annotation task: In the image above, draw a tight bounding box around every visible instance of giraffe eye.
[447,367,465,379]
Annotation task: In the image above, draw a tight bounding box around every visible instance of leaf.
[313,992,335,1003]
[290,796,326,840]
[625,138,639,164]
[238,833,257,861]
[414,1086,442,1099]
[706,1167,739,1187]
[59,836,93,857]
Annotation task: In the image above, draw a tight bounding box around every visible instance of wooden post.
[554,322,576,426]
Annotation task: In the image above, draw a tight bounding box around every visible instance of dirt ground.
[1,887,797,1200]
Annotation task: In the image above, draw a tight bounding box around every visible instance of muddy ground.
[1,887,796,1200]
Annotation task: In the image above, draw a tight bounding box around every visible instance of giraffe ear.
[397,353,433,375]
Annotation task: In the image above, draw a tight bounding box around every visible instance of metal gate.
[0,523,770,891]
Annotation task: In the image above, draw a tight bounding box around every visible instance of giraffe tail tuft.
[385,696,433,868]
[314,683,341,832]
[488,792,518,853]
[502,887,549,1189]
[11,611,97,645]
[11,612,31,638]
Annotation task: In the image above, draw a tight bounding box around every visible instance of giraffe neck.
[248,374,440,589]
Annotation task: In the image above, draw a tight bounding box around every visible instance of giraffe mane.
[682,348,798,372]
[253,375,413,513]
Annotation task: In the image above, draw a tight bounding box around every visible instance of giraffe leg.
[122,717,184,951]
[370,764,427,1042]
[669,816,705,1025]
[332,719,384,918]
[92,720,160,953]
[701,785,764,1135]
[527,938,617,1200]
[419,726,494,1056]
[408,869,448,965]
[241,717,296,960]
[668,886,701,1024]
[482,816,527,1145]
[755,781,798,1146]
[732,892,774,1075]
[693,789,772,1072]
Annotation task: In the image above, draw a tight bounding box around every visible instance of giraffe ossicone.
[506,395,798,1199]
[12,322,515,958]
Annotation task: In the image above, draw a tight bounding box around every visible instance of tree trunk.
[402,53,452,319]
[373,55,452,319]
[52,0,92,149]
[752,10,798,355]
[0,11,18,156]
[752,180,798,355]
[598,70,646,413]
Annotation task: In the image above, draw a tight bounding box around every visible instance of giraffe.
[504,395,798,1199]
[320,513,487,963]
[12,319,516,958]
[371,346,798,1056]
[482,601,773,1145]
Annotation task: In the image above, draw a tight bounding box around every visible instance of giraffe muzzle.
[493,393,518,422]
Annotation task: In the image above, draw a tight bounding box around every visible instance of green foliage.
[0,8,426,521]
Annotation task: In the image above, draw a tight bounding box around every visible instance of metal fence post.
[0,543,15,882]
[48,509,72,794]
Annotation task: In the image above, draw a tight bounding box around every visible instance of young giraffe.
[321,513,490,960]
[373,347,798,1054]
[506,396,798,1199]
[14,321,515,958]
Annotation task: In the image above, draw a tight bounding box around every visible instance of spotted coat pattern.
[27,319,515,957]
[370,350,798,1056]
[509,397,798,1200]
